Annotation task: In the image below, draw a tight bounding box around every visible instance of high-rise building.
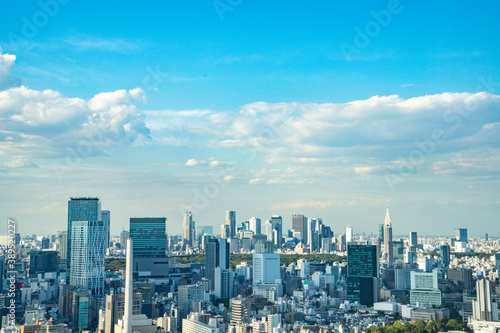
[230,298,251,325]
[409,231,418,248]
[383,204,394,263]
[410,270,441,307]
[119,230,129,249]
[28,250,58,278]
[72,289,92,332]
[393,240,404,264]
[292,214,306,243]
[220,224,229,239]
[58,231,68,269]
[379,224,384,243]
[182,212,194,248]
[270,215,282,247]
[263,220,273,243]
[178,284,205,318]
[101,210,110,248]
[70,220,106,295]
[253,252,281,285]
[249,217,261,235]
[473,278,499,321]
[214,267,234,299]
[129,217,167,258]
[104,293,142,333]
[196,225,214,238]
[441,245,451,267]
[345,225,353,243]
[226,211,236,238]
[205,238,230,290]
[347,244,379,307]
[67,197,101,280]
[455,228,468,243]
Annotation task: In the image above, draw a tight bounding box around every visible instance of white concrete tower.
[123,238,133,333]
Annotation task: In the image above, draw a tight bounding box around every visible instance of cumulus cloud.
[0,48,20,89]
[0,50,151,159]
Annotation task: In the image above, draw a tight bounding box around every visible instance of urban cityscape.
[1,1,499,333]
[0,197,498,332]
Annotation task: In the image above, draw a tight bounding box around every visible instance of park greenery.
[365,319,471,333]
[105,253,345,272]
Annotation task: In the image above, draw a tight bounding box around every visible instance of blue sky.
[0,0,499,237]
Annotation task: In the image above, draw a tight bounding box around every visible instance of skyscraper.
[70,220,106,295]
[347,244,379,307]
[455,228,468,243]
[473,278,499,321]
[129,217,167,257]
[249,217,261,235]
[383,204,394,263]
[182,212,194,248]
[345,225,353,243]
[205,238,230,290]
[263,220,273,242]
[230,298,251,325]
[226,211,236,238]
[409,231,418,248]
[102,210,110,248]
[441,244,451,267]
[292,214,306,243]
[67,197,101,279]
[253,252,281,285]
[270,215,283,247]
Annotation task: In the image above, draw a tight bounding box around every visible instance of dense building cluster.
[0,198,498,332]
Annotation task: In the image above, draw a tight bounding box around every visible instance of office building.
[182,316,219,333]
[28,250,58,278]
[230,298,251,325]
[226,210,236,238]
[249,217,261,235]
[263,220,273,243]
[393,240,404,264]
[455,228,468,243]
[129,217,167,258]
[178,284,205,318]
[70,220,106,295]
[205,238,230,290]
[58,231,68,269]
[345,225,353,243]
[410,271,441,308]
[72,289,92,332]
[196,225,214,238]
[104,293,142,333]
[270,215,283,247]
[448,268,473,291]
[409,232,418,248]
[67,197,101,279]
[292,214,306,243]
[253,253,281,285]
[347,244,379,307]
[383,204,393,263]
[472,278,498,321]
[119,230,129,249]
[101,210,110,248]
[214,267,234,299]
[182,212,194,248]
[441,245,451,267]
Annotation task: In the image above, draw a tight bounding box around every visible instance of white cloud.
[0,51,151,158]
[185,159,205,166]
[0,48,20,89]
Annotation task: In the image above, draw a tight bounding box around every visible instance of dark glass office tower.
[347,244,379,306]
[130,217,167,257]
[205,238,230,290]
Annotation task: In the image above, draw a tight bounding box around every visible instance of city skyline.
[0,1,499,236]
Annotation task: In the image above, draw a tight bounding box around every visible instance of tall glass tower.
[67,197,101,279]
[70,220,106,295]
[129,217,167,257]
[347,244,379,306]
